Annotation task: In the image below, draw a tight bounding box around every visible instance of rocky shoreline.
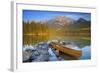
[23,42,61,62]
[23,41,90,62]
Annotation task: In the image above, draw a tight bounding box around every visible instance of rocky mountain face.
[45,16,90,29]
[45,16,75,28]
[72,18,90,29]
[77,18,88,23]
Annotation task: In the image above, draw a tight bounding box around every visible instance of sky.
[23,10,91,22]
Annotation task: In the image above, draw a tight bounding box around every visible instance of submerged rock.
[32,54,49,62]
[23,42,50,62]
[48,48,59,61]
[23,50,33,62]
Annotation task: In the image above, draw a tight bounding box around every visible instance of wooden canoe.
[50,42,82,58]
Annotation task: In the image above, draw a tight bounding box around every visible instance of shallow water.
[80,46,91,59]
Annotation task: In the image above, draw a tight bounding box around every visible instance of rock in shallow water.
[23,50,33,62]
[23,42,50,62]
[32,54,49,62]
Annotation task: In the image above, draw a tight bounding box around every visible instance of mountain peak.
[77,18,87,23]
[53,16,75,26]
[46,16,75,28]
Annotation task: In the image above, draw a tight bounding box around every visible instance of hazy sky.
[23,10,91,22]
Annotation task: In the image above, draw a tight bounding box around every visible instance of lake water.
[80,46,91,59]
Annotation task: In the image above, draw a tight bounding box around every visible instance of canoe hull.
[50,42,82,58]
